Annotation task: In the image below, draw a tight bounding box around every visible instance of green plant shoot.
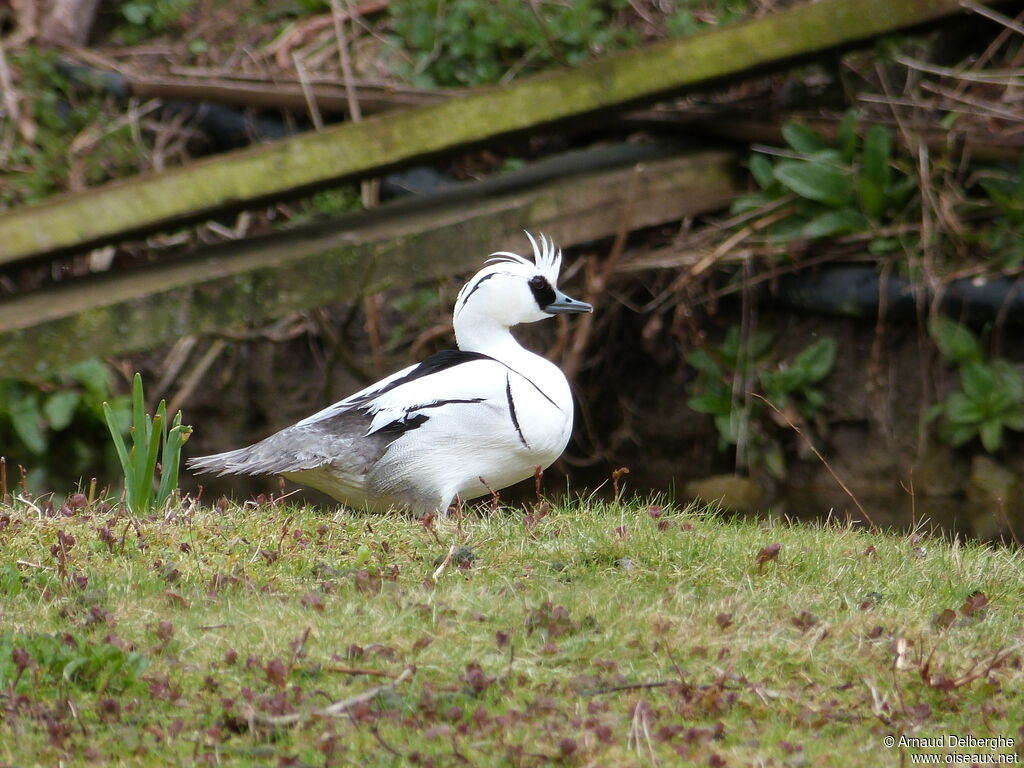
[103,373,192,513]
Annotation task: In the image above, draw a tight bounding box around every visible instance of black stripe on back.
[397,350,493,386]
[505,374,529,448]
[355,349,494,404]
[370,397,487,437]
[374,412,430,438]
[502,362,558,409]
[354,349,559,419]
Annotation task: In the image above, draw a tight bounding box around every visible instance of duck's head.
[454,233,592,335]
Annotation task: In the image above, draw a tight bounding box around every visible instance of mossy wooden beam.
[0,149,738,379]
[0,0,974,264]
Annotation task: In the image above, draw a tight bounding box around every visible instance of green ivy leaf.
[857,176,885,221]
[805,149,845,165]
[941,420,977,447]
[960,361,995,404]
[685,348,722,377]
[868,237,900,255]
[687,392,733,416]
[782,122,829,155]
[761,368,802,398]
[801,208,867,238]
[10,393,46,454]
[837,109,858,162]
[768,215,809,241]
[774,160,851,207]
[121,1,153,26]
[861,125,892,190]
[43,390,80,431]
[714,412,743,446]
[928,318,982,364]
[740,330,775,363]
[945,392,984,425]
[981,180,1024,225]
[730,193,773,215]
[1003,409,1024,432]
[792,338,838,383]
[990,388,1017,415]
[979,419,1003,453]
[64,359,110,401]
[801,388,826,415]
[885,175,917,211]
[749,153,776,191]
[991,360,1024,400]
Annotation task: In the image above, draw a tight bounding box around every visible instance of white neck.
[455,312,525,362]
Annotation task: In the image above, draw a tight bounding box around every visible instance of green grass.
[0,495,1021,766]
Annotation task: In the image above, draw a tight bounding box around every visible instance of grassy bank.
[0,495,1021,766]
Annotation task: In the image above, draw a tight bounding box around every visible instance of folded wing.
[187,350,511,479]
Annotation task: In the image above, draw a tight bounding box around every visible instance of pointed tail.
[187,447,265,477]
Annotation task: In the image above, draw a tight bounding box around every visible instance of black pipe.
[773,265,1024,326]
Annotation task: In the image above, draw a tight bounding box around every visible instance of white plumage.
[187,233,592,514]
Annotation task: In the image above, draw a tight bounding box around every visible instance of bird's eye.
[529,276,545,288]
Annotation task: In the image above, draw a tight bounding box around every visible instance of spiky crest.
[486,231,562,284]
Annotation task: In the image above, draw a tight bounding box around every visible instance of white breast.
[359,354,573,507]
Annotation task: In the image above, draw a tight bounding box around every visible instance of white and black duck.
[188,233,592,514]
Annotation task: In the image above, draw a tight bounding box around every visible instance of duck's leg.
[430,493,464,581]
[439,493,461,519]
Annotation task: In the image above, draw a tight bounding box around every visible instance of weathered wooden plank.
[0,0,971,264]
[0,149,739,379]
[123,74,450,115]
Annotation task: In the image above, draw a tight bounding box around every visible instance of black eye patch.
[528,275,556,309]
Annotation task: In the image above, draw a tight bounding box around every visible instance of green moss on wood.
[0,151,738,378]
[0,0,966,263]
